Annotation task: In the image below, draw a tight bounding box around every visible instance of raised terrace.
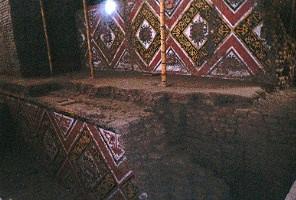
[0,72,296,200]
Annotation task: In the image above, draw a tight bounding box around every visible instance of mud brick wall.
[123,109,231,200]
[0,0,19,74]
[154,91,296,200]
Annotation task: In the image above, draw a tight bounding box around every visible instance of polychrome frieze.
[171,0,231,67]
[4,96,138,200]
[82,0,271,80]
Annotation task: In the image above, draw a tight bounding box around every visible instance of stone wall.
[0,0,19,75]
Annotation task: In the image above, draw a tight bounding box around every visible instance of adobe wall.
[77,0,296,87]
[153,89,296,200]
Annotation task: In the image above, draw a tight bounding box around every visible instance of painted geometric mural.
[4,96,138,200]
[132,3,161,69]
[81,0,268,79]
[209,49,251,78]
[235,8,269,66]
[154,48,190,74]
[87,3,131,71]
[171,0,231,67]
[224,0,246,12]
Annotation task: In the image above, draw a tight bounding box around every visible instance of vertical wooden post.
[160,0,167,87]
[83,0,95,79]
[39,0,53,75]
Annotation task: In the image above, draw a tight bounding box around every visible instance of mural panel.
[4,96,138,200]
[81,0,267,80]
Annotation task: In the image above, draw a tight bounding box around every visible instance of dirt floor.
[0,71,265,98]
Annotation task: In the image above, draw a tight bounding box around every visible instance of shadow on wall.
[9,0,82,77]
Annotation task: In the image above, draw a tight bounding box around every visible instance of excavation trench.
[0,77,295,200]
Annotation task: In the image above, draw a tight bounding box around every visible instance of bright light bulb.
[105,0,117,15]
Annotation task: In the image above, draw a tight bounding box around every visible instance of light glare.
[105,0,117,15]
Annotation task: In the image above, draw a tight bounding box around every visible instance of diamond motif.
[132,3,161,65]
[224,0,246,12]
[209,49,251,78]
[136,20,157,49]
[154,48,189,74]
[93,19,125,64]
[39,113,66,174]
[199,35,262,77]
[100,26,116,49]
[183,13,209,50]
[172,0,231,67]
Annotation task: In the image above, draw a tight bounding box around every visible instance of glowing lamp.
[104,0,117,15]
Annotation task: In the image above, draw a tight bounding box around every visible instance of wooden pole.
[160,0,167,87]
[83,0,95,79]
[39,0,53,75]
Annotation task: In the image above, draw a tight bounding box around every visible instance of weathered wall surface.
[153,89,296,200]
[0,0,19,74]
[77,0,296,86]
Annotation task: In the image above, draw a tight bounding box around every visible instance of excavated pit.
[0,73,295,200]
